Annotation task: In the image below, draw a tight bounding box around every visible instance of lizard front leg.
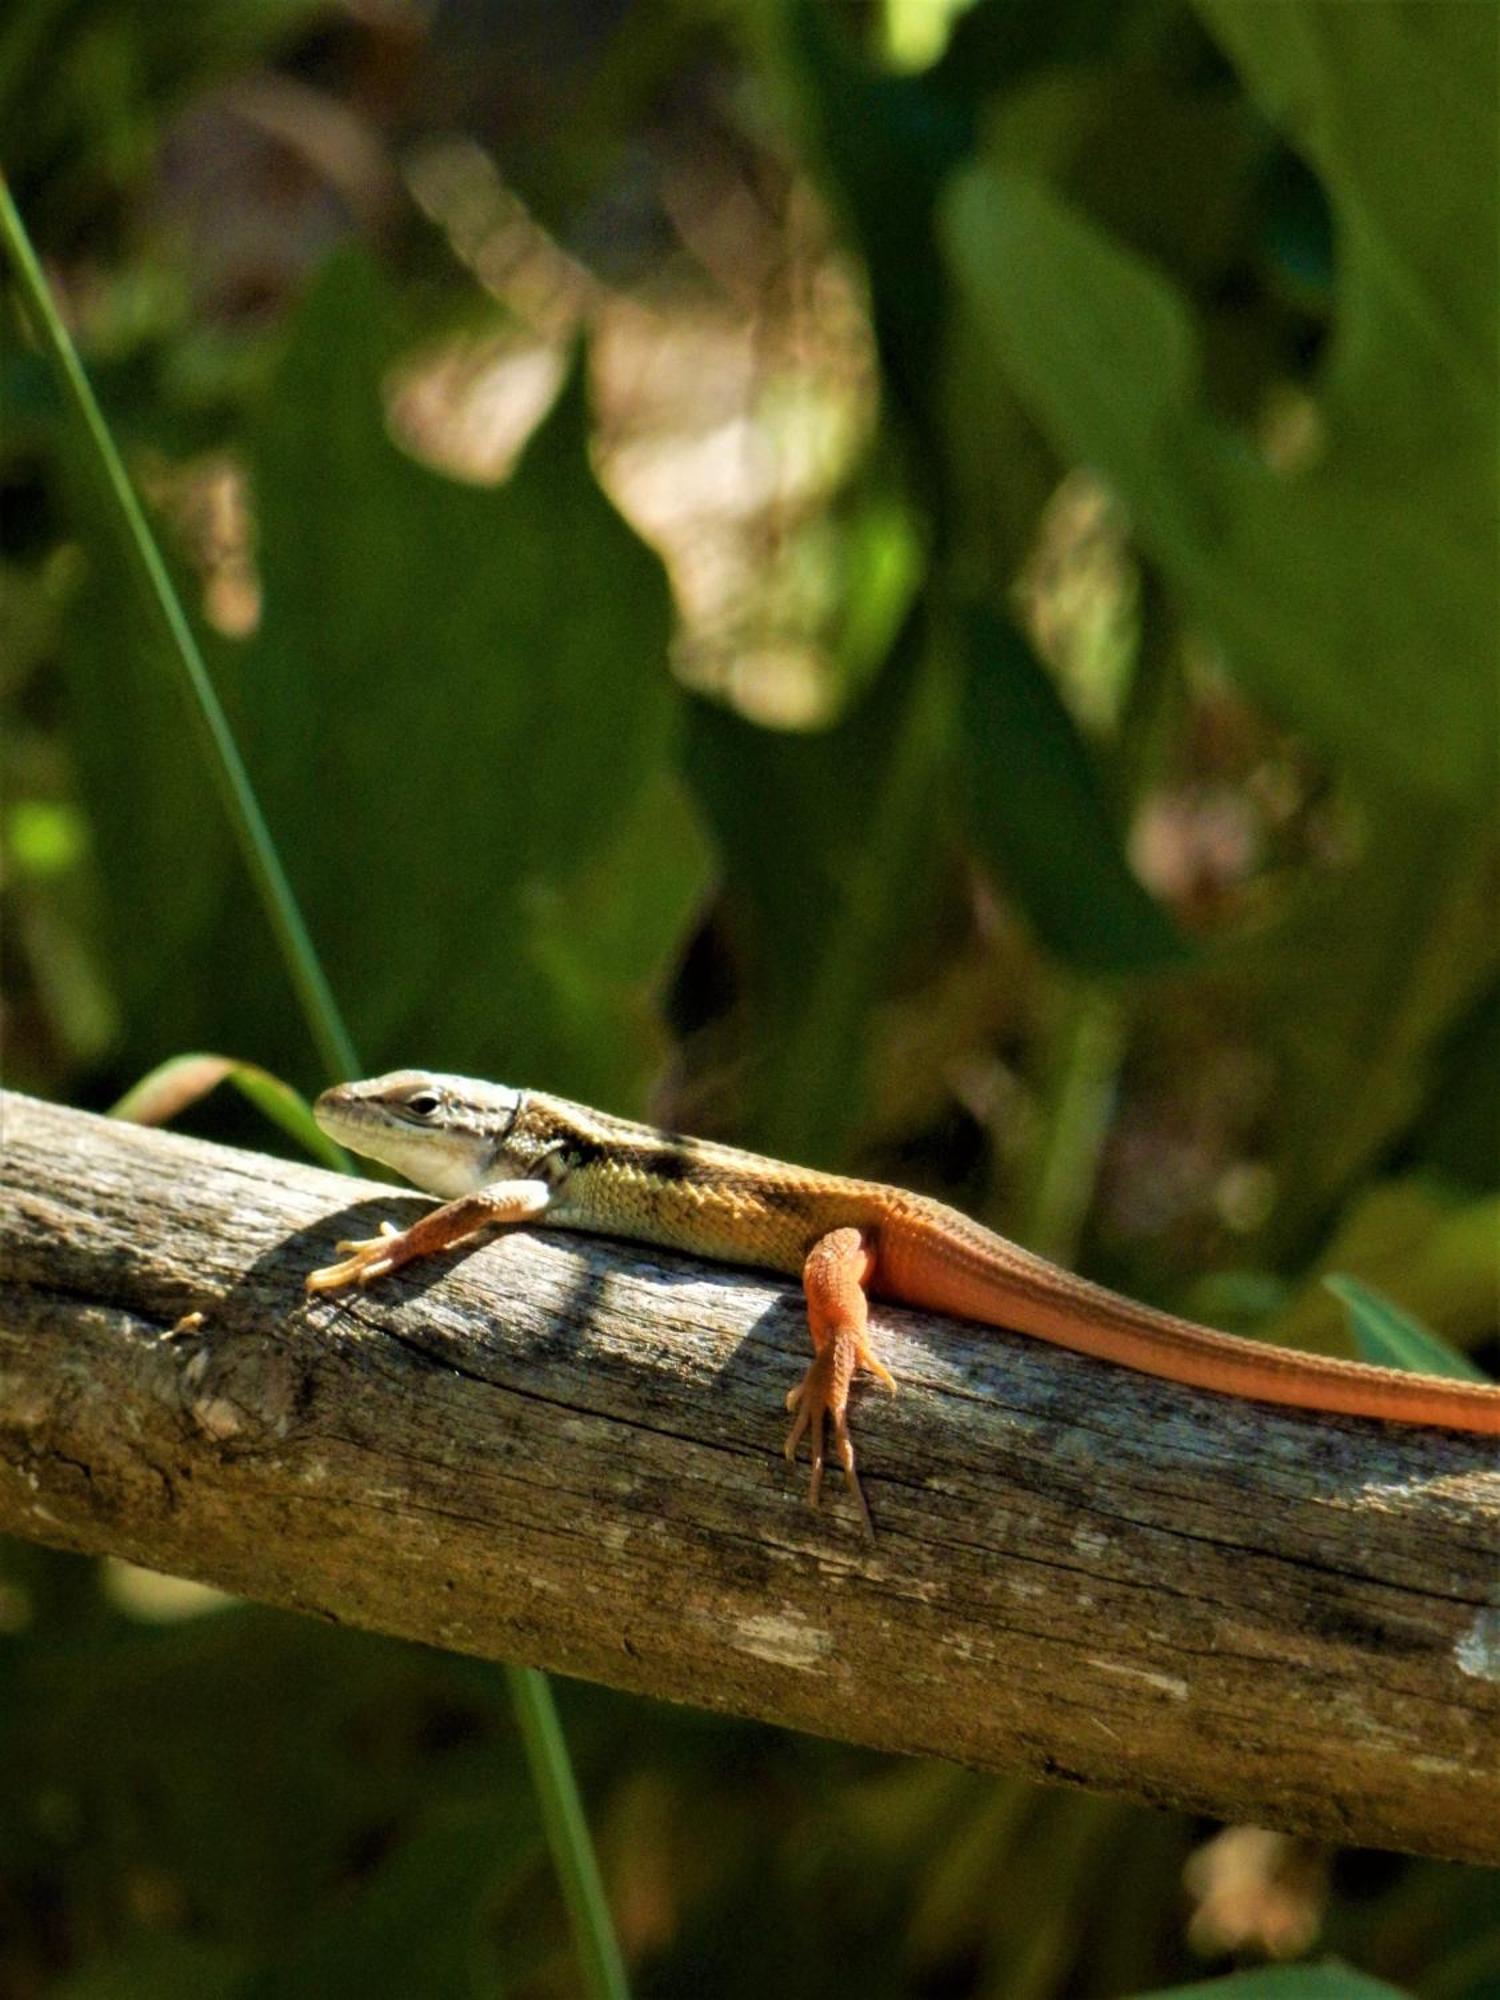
[785,1226,897,1536]
[305,1180,552,1293]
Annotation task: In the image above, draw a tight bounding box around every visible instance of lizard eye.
[405,1090,442,1118]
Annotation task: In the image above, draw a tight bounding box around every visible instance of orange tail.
[877,1220,1500,1436]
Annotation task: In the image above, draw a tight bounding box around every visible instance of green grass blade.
[1325,1274,1490,1383]
[109,1054,348,1172]
[509,1668,631,2000]
[0,171,357,1083]
[1,178,631,1999]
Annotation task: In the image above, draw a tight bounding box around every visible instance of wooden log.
[1,1089,1496,1861]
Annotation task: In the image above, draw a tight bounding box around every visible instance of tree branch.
[2,1090,1496,1862]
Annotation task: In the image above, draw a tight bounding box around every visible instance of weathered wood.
[1,1089,1496,1859]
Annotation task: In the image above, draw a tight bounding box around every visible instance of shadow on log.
[1,1090,1496,1862]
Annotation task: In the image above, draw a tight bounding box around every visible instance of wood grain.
[1,1089,1496,1861]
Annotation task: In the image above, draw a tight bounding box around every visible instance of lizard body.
[307,1071,1500,1532]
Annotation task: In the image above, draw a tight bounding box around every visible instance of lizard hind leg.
[785,1227,895,1537]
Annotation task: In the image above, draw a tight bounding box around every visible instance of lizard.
[305,1070,1500,1533]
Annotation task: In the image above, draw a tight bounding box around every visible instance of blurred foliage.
[1,0,1496,1996]
[59,247,707,1101]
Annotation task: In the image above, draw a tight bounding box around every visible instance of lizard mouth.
[311,1079,505,1199]
[312,1087,374,1139]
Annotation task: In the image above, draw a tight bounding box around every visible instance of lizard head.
[313,1071,523,1198]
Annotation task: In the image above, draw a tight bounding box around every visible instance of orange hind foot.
[785,1227,897,1536]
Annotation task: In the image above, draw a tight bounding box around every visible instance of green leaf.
[60,249,707,1107]
[775,0,1127,421]
[228,253,706,1107]
[1325,1273,1490,1385]
[1134,1966,1411,2000]
[957,605,1186,974]
[1191,0,1494,408]
[682,613,952,1161]
[941,150,1497,808]
[110,1053,346,1171]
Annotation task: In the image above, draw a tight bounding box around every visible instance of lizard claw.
[784,1335,878,1540]
[333,1221,401,1256]
[306,1221,402,1293]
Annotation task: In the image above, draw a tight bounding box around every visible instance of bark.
[1,1089,1496,1862]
